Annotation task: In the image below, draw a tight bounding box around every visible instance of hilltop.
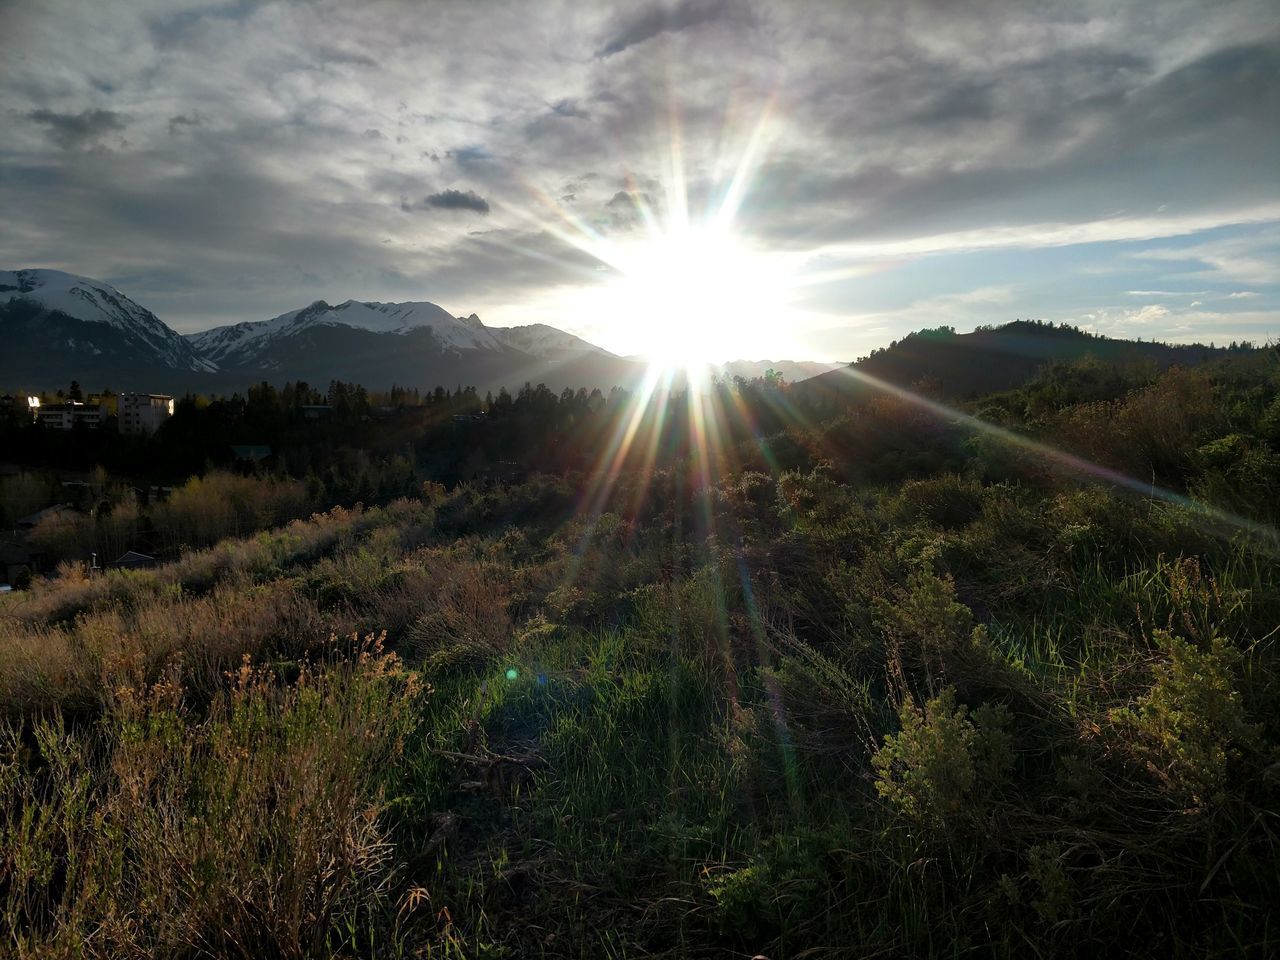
[802,320,1252,406]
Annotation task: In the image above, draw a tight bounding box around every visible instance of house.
[301,404,333,420]
[109,550,158,570]
[119,393,174,434]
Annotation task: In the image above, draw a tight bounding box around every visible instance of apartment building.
[118,393,175,434]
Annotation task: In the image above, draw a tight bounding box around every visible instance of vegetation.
[2,343,1279,957]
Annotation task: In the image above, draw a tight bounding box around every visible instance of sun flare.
[502,100,813,374]
[602,224,793,371]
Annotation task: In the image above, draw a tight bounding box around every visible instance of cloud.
[1130,304,1171,324]
[422,189,491,214]
[1228,290,1258,298]
[27,108,127,149]
[1133,229,1280,285]
[597,0,753,57]
[0,0,1275,353]
[167,113,202,135]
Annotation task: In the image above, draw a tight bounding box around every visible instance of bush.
[1110,630,1261,806]
[872,686,1013,831]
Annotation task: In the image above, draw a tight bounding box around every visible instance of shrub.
[404,558,512,670]
[887,474,985,529]
[872,686,1013,832]
[1110,630,1261,806]
[705,829,833,939]
[873,569,1006,697]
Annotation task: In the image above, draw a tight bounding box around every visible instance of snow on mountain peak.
[187,298,507,366]
[0,268,214,372]
[488,323,616,359]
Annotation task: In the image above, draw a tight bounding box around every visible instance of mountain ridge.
[2,269,836,394]
[6,269,1239,400]
[800,320,1247,408]
[0,269,214,374]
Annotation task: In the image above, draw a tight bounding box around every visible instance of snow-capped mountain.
[0,269,214,373]
[188,299,509,367]
[184,297,626,390]
[489,323,612,359]
[2,269,830,394]
[189,300,614,369]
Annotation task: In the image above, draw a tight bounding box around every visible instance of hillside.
[802,321,1241,406]
[2,347,1278,958]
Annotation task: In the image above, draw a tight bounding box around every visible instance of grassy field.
[3,353,1279,958]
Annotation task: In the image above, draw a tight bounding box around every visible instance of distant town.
[3,383,175,434]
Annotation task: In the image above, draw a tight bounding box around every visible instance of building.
[37,401,102,430]
[109,550,158,570]
[118,393,174,434]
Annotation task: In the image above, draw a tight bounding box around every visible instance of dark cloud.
[526,99,592,141]
[446,146,492,167]
[598,0,754,57]
[315,45,379,68]
[551,99,588,119]
[167,113,202,135]
[423,189,491,214]
[27,108,127,149]
[422,227,610,301]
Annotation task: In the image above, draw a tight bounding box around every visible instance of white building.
[119,393,174,435]
[37,401,102,430]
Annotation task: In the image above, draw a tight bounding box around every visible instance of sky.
[2,0,1278,362]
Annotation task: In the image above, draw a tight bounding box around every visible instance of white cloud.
[810,205,1280,266]
[1133,229,1280,284]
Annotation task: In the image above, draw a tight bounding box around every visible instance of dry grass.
[0,636,422,959]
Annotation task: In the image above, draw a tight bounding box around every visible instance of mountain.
[187,300,504,367]
[0,268,843,395]
[186,298,637,393]
[488,323,612,360]
[800,321,1239,406]
[0,269,214,389]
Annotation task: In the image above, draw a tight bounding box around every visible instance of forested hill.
[802,320,1257,404]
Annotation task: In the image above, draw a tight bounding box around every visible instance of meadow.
[2,349,1279,958]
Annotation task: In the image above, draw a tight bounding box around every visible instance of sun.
[599,223,794,372]
[503,100,806,371]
